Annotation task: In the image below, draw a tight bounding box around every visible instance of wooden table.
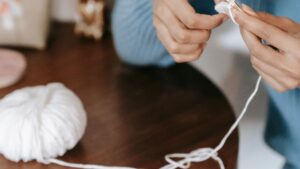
[0,23,238,169]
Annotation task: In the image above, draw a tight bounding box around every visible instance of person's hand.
[232,5,300,92]
[153,0,226,63]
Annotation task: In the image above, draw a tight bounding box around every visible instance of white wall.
[50,0,114,22]
[51,0,78,22]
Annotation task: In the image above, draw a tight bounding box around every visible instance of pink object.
[0,49,26,88]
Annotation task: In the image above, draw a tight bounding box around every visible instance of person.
[111,0,300,168]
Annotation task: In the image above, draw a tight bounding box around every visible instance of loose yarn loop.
[162,148,224,169]
[161,76,262,169]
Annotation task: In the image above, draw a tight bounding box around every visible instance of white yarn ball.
[0,83,87,163]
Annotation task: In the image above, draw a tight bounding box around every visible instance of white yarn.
[161,76,262,169]
[0,83,87,163]
[0,83,135,169]
[46,158,136,169]
[215,1,238,24]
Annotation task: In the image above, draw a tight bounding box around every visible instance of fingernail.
[242,4,257,16]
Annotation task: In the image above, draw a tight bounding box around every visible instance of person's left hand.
[232,6,300,92]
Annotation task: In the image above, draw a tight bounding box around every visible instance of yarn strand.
[47,158,137,169]
[43,76,262,169]
[160,76,262,169]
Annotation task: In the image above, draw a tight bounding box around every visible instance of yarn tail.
[213,76,262,153]
[46,76,262,169]
[47,158,137,169]
[160,76,262,169]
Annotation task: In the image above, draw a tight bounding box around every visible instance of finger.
[251,55,299,90]
[241,5,300,35]
[241,4,257,16]
[253,65,287,92]
[250,56,287,92]
[155,5,211,44]
[153,16,201,54]
[172,46,204,63]
[233,7,297,52]
[256,12,300,34]
[241,29,300,81]
[164,0,225,29]
[240,28,284,68]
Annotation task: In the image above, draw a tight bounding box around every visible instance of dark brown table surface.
[0,23,238,169]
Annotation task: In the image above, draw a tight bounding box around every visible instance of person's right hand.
[153,0,226,63]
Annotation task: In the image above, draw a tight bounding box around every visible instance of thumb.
[256,12,300,34]
[240,4,300,35]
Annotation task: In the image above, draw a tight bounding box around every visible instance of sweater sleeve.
[111,0,218,67]
[111,0,174,67]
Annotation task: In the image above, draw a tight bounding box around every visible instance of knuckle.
[234,15,243,25]
[176,31,190,43]
[262,32,271,41]
[185,18,197,28]
[168,43,180,53]
[257,26,271,41]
